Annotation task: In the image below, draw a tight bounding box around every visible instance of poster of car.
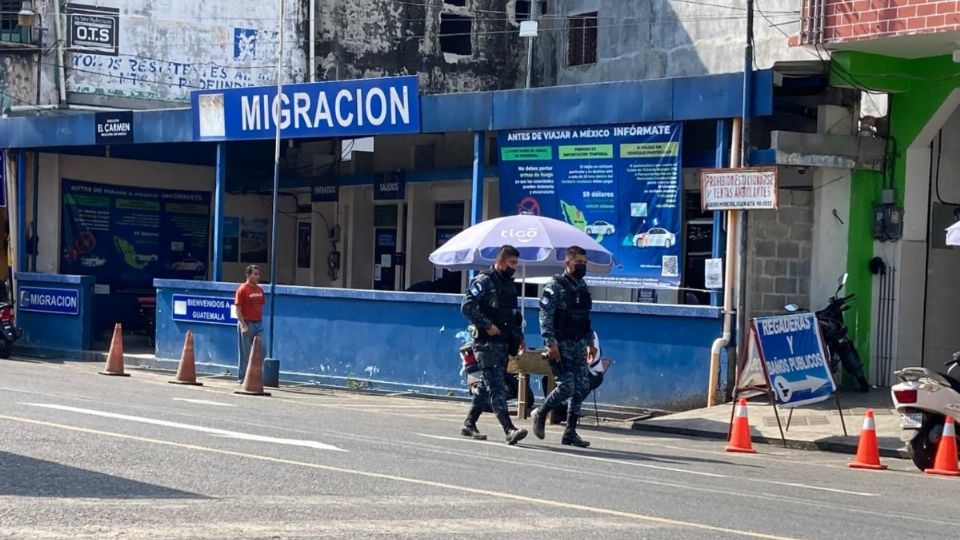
[497,122,683,288]
[60,179,210,292]
[240,217,269,263]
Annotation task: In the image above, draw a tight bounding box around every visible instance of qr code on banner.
[661,255,679,278]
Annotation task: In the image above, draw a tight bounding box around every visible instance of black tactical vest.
[475,271,519,343]
[554,277,592,341]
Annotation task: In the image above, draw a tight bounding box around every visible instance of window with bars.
[567,12,597,67]
[0,0,27,43]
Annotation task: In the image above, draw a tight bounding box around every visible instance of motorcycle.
[891,352,960,471]
[0,301,23,359]
[785,273,870,392]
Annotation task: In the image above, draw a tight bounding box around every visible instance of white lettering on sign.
[29,293,78,309]
[378,182,400,193]
[186,298,230,309]
[241,86,410,133]
[701,168,779,211]
[759,315,812,336]
[766,354,827,376]
[501,228,539,243]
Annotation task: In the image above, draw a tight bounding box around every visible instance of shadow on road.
[0,451,206,499]
[527,444,760,469]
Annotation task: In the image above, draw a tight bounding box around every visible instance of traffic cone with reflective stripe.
[99,323,130,377]
[925,416,960,476]
[235,336,270,397]
[170,330,203,386]
[849,409,887,470]
[726,399,757,453]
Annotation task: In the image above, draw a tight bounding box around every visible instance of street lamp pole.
[267,0,285,361]
[18,2,43,273]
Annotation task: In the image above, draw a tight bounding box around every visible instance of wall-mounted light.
[17,1,38,28]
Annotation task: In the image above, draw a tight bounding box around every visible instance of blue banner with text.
[497,123,683,288]
[192,76,421,141]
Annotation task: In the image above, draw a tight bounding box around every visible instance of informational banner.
[95,111,133,144]
[701,167,779,211]
[498,123,683,288]
[192,76,421,141]
[752,313,837,408]
[17,287,80,316]
[60,179,211,293]
[172,294,238,326]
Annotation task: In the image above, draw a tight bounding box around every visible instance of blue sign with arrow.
[753,313,836,408]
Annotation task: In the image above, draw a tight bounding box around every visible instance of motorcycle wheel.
[838,343,870,392]
[908,418,943,472]
[0,340,10,359]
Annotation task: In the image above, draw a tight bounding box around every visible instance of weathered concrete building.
[313,0,527,93]
[0,0,309,110]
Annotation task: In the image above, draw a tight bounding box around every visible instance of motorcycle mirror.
[839,273,848,288]
[784,304,799,312]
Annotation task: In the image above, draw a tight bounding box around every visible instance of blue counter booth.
[0,69,779,411]
[14,273,96,352]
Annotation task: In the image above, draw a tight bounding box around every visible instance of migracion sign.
[191,76,421,141]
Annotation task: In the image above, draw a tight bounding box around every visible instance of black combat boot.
[461,405,487,440]
[497,412,528,445]
[531,405,551,440]
[561,414,590,448]
[460,421,487,440]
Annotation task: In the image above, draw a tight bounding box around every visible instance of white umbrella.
[429,214,617,321]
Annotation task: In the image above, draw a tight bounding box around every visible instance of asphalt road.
[1,358,959,539]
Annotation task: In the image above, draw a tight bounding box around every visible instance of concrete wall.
[922,107,960,369]
[538,0,808,86]
[745,189,814,319]
[62,0,308,107]
[154,279,724,411]
[315,0,525,93]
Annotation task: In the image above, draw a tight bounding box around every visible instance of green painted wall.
[832,51,960,381]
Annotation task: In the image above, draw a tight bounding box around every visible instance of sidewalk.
[630,389,908,458]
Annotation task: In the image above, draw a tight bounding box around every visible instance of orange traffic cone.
[170,330,203,386]
[925,416,960,476]
[726,399,757,453]
[848,409,887,470]
[99,323,130,377]
[235,336,270,396]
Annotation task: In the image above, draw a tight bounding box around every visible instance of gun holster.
[542,351,562,377]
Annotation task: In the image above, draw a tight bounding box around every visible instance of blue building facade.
[0,71,773,411]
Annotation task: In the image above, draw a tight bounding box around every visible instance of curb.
[630,421,910,459]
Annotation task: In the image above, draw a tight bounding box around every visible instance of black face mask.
[500,267,515,280]
[572,263,587,280]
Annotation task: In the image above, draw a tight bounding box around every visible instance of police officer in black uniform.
[460,245,529,445]
[531,246,596,447]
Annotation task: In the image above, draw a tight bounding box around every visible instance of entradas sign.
[192,76,421,141]
[18,287,80,316]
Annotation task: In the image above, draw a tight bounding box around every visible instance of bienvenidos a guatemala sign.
[191,75,421,141]
[172,294,238,326]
